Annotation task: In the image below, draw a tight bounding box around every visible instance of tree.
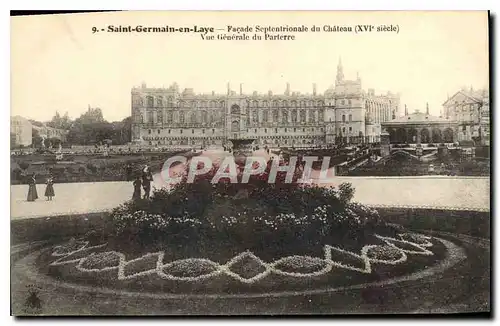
[47,111,73,130]
[31,128,43,148]
[66,107,113,145]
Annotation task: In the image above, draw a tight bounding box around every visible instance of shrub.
[11,168,23,181]
[86,163,98,173]
[110,158,387,250]
[19,162,30,170]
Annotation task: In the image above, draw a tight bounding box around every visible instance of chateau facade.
[131,59,401,148]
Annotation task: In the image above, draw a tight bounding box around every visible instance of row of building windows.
[147,127,326,135]
[137,109,326,124]
[135,97,329,108]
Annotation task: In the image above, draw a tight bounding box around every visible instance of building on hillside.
[32,124,69,143]
[11,116,32,146]
[10,115,33,147]
[442,87,489,145]
[130,58,400,148]
[381,104,459,144]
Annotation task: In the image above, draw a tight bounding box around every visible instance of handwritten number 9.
[92,27,98,33]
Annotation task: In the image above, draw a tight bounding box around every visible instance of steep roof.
[443,89,488,106]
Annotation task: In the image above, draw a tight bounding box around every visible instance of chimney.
[240,83,243,95]
[313,83,317,96]
[426,102,429,115]
[285,83,290,95]
[227,82,230,95]
[404,104,408,115]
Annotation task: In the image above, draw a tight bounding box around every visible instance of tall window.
[349,114,352,122]
[148,111,154,123]
[309,110,315,123]
[342,114,346,122]
[263,110,269,122]
[179,111,185,124]
[300,110,306,122]
[147,96,154,107]
[272,110,279,122]
[157,111,163,124]
[282,109,288,124]
[252,109,259,123]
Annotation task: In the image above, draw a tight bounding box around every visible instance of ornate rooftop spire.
[336,56,344,85]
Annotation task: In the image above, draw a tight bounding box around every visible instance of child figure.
[44,174,55,201]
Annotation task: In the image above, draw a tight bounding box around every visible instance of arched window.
[157,97,163,107]
[179,111,185,124]
[342,114,346,122]
[147,96,154,107]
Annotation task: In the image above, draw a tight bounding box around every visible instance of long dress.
[132,179,142,200]
[142,171,153,198]
[27,176,38,202]
[45,178,55,197]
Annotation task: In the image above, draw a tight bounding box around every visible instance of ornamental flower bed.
[109,155,398,258]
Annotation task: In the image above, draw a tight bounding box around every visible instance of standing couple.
[132,165,153,200]
[27,173,55,202]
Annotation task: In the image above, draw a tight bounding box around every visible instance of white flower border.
[49,233,434,284]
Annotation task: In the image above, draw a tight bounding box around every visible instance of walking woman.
[44,174,55,201]
[26,173,38,202]
[142,165,153,199]
[132,175,142,200]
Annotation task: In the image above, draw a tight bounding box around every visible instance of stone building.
[130,59,400,148]
[442,87,489,144]
[381,104,459,144]
[10,115,32,147]
[32,124,69,143]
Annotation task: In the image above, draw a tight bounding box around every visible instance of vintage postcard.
[10,10,490,316]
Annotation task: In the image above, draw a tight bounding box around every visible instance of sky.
[11,11,489,122]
